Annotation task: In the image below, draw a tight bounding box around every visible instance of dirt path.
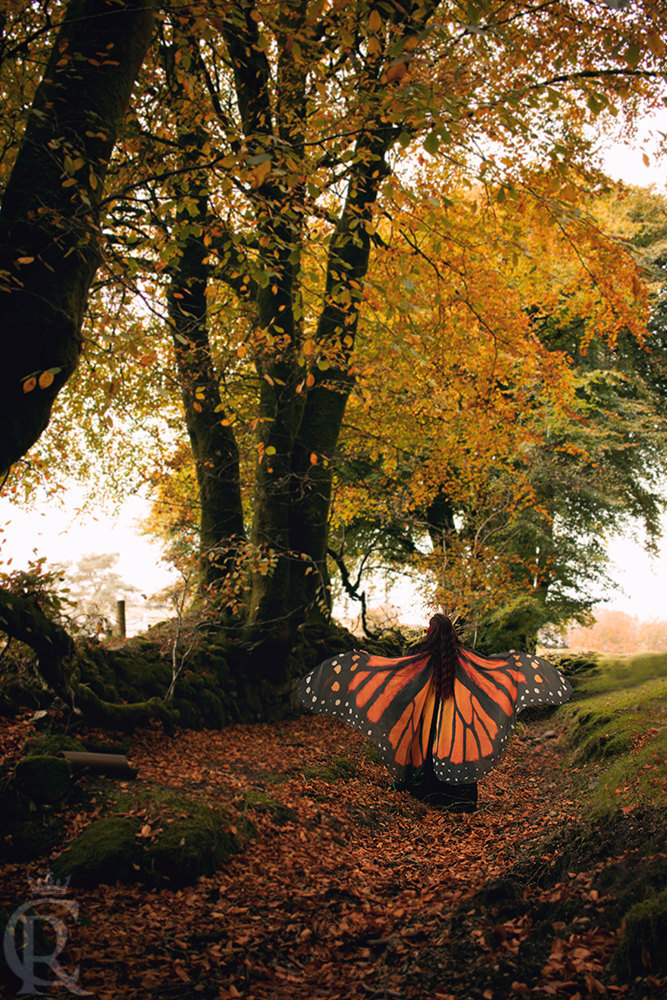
[1,713,663,999]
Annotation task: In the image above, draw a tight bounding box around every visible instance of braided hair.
[410,613,460,700]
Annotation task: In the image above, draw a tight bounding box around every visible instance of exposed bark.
[61,751,137,778]
[167,146,245,583]
[287,129,393,620]
[238,1,438,654]
[0,0,154,477]
[221,2,310,652]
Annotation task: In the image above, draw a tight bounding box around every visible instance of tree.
[325,179,667,648]
[0,0,155,473]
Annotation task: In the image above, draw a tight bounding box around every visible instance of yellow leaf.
[22,377,37,394]
[647,29,665,58]
[38,371,54,389]
[249,159,272,189]
[16,256,34,265]
[193,401,202,412]
[368,9,382,32]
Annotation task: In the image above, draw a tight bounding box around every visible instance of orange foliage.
[567,608,667,653]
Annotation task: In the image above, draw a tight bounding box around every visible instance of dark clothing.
[394,766,478,813]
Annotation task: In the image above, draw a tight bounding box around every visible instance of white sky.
[598,107,667,191]
[1,117,666,631]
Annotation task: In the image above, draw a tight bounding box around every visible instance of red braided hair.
[411,613,460,699]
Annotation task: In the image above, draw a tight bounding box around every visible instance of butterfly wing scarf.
[297,646,572,783]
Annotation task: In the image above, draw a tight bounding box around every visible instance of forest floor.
[0,688,665,1000]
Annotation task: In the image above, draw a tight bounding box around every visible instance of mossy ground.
[560,651,666,818]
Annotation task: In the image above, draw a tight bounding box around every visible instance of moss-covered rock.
[610,887,667,979]
[51,816,142,887]
[51,783,252,888]
[14,755,72,805]
[23,734,87,757]
[143,811,246,888]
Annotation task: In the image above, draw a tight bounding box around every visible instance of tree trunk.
[266,131,393,635]
[0,0,154,477]
[224,3,413,678]
[167,153,245,587]
[0,589,73,691]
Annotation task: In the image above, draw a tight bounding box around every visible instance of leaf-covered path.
[1,712,664,999]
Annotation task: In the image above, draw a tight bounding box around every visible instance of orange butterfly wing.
[298,650,437,776]
[432,648,573,783]
[298,647,572,783]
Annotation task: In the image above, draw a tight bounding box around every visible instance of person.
[297,613,572,812]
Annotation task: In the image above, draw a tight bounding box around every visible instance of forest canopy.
[1,0,666,698]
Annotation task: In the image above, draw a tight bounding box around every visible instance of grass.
[560,651,666,819]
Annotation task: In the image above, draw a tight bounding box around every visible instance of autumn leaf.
[368,9,382,33]
[249,159,272,189]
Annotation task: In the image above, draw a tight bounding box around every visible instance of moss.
[101,783,253,887]
[576,724,635,763]
[23,734,87,757]
[610,887,667,979]
[51,816,142,888]
[2,816,65,861]
[549,651,601,677]
[363,628,409,658]
[363,742,383,766]
[302,756,358,782]
[572,654,667,700]
[584,733,667,819]
[82,738,131,756]
[143,811,246,888]
[14,755,72,805]
[241,789,297,825]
